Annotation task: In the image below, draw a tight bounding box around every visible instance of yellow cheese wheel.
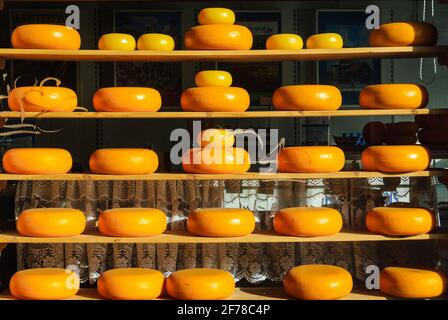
[93,87,161,112]
[137,33,175,51]
[266,34,303,50]
[98,33,136,50]
[2,148,72,174]
[11,24,81,49]
[366,207,434,236]
[187,208,255,237]
[195,70,232,87]
[283,265,353,300]
[17,208,86,237]
[89,148,159,174]
[380,267,447,298]
[98,208,166,237]
[273,207,343,237]
[273,85,342,111]
[166,268,235,300]
[360,84,428,109]
[370,22,438,47]
[198,8,235,25]
[10,268,80,300]
[361,145,430,172]
[8,86,78,112]
[181,87,250,112]
[185,24,253,50]
[197,129,235,148]
[278,146,345,173]
[306,33,343,49]
[97,268,165,300]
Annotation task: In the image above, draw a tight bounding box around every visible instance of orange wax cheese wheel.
[97,268,165,300]
[273,207,343,237]
[197,129,235,148]
[98,208,166,237]
[266,34,303,50]
[93,87,161,112]
[181,87,250,112]
[2,148,72,174]
[187,208,255,237]
[166,268,235,300]
[89,148,158,174]
[137,33,175,51]
[182,147,250,174]
[98,33,136,50]
[10,268,80,300]
[366,207,434,236]
[380,267,447,298]
[17,208,86,237]
[278,146,345,173]
[360,84,428,109]
[273,85,342,111]
[306,33,343,49]
[361,145,430,172]
[11,24,81,50]
[185,24,253,50]
[198,8,235,25]
[195,70,232,87]
[283,265,353,300]
[8,86,78,112]
[370,22,438,47]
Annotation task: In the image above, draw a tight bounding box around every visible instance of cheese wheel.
[370,22,438,47]
[361,145,430,172]
[195,70,232,87]
[166,268,235,300]
[137,33,175,51]
[93,87,161,112]
[306,33,343,49]
[266,34,303,50]
[11,24,81,50]
[283,265,353,300]
[89,148,158,175]
[17,208,86,237]
[10,268,80,300]
[360,84,428,109]
[181,87,250,112]
[197,129,235,148]
[2,148,72,174]
[98,33,136,50]
[8,86,78,112]
[274,207,343,237]
[418,128,448,145]
[97,268,165,300]
[198,8,235,25]
[98,208,166,237]
[278,146,345,173]
[363,121,386,145]
[380,267,447,298]
[182,147,251,174]
[187,208,255,237]
[273,85,342,111]
[185,25,253,50]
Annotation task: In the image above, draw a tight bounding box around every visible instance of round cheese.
[185,24,253,50]
[98,33,136,50]
[306,33,343,49]
[137,33,175,51]
[266,34,303,50]
[11,24,81,50]
[8,86,77,112]
[2,148,72,174]
[360,84,428,109]
[370,22,437,47]
[195,70,232,87]
[181,87,250,112]
[93,87,161,112]
[196,129,235,148]
[198,8,235,25]
[278,146,345,173]
[273,85,342,111]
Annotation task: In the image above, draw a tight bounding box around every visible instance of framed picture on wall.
[316,10,381,107]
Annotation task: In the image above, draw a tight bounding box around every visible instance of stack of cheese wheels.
[306,33,343,49]
[366,207,434,236]
[166,268,235,300]
[185,8,253,50]
[93,87,162,112]
[11,24,81,49]
[273,207,343,237]
[360,84,428,109]
[2,148,72,174]
[10,268,80,300]
[416,114,448,145]
[370,22,438,47]
[181,70,250,112]
[98,33,136,50]
[89,148,158,174]
[380,267,447,299]
[273,85,342,111]
[266,34,303,50]
[283,265,353,300]
[361,145,430,172]
[278,146,345,173]
[187,208,255,237]
[98,208,166,237]
[17,208,86,237]
[97,268,165,300]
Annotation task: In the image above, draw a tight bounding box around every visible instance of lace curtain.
[14,178,440,285]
